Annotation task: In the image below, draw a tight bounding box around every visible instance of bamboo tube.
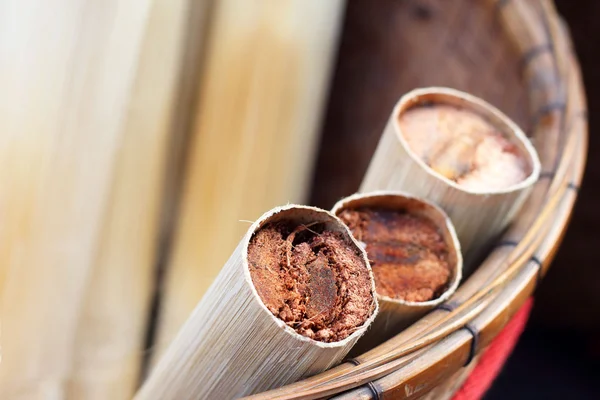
[65,1,212,399]
[361,87,541,269]
[155,0,347,357]
[332,191,462,354]
[0,1,155,397]
[136,205,378,399]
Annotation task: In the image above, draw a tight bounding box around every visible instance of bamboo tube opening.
[333,192,461,308]
[246,206,378,345]
[333,192,462,353]
[393,87,540,195]
[248,222,375,343]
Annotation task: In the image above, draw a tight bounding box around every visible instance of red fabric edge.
[451,297,534,400]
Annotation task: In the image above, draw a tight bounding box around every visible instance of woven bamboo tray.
[249,0,587,399]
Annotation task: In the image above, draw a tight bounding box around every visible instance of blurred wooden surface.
[0,1,155,397]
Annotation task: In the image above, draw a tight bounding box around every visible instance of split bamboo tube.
[155,0,347,357]
[66,1,212,399]
[361,87,541,269]
[136,205,378,399]
[0,0,154,397]
[332,191,462,353]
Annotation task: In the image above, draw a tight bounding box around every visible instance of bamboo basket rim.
[241,204,380,348]
[392,86,542,196]
[330,190,463,307]
[247,1,588,398]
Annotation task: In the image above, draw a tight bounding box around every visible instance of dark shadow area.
[485,328,600,399]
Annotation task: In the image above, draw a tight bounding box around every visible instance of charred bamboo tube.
[155,0,347,358]
[361,87,541,269]
[333,191,462,353]
[135,205,378,399]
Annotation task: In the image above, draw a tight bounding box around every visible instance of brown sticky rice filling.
[338,208,451,302]
[248,221,374,342]
[399,104,530,191]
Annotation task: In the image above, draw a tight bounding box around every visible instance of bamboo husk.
[136,205,378,400]
[155,0,347,358]
[0,1,154,397]
[361,87,541,268]
[65,1,212,399]
[332,191,462,354]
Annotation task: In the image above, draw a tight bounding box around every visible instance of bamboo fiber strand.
[154,0,347,359]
